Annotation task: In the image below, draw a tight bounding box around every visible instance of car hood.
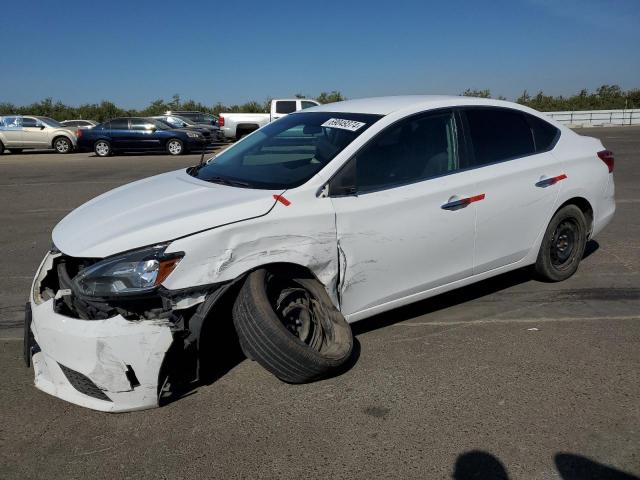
[52,169,281,258]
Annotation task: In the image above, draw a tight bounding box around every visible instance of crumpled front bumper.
[27,297,173,413]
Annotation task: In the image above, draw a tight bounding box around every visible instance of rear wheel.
[94,140,111,157]
[233,269,353,383]
[53,137,72,154]
[535,204,587,282]
[166,139,184,155]
[9,148,23,154]
[0,141,4,154]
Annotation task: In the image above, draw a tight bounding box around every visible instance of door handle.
[441,193,485,210]
[535,174,567,188]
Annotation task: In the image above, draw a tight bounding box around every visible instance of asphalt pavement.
[0,128,638,479]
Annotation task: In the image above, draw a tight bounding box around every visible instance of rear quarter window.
[525,114,560,152]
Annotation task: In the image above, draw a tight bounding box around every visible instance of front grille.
[58,363,112,402]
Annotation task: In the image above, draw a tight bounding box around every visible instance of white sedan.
[26,96,615,411]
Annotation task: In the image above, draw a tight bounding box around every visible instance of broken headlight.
[72,245,182,297]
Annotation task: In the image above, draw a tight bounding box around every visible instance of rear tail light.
[76,128,82,138]
[597,150,614,173]
[218,116,225,127]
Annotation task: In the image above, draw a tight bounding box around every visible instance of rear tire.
[233,269,353,383]
[166,139,184,155]
[53,137,72,154]
[9,148,23,154]
[94,140,111,157]
[534,204,587,282]
[0,141,4,154]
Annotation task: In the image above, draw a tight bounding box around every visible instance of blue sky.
[2,0,638,107]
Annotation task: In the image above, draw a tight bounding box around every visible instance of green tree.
[316,91,345,104]
[462,88,491,98]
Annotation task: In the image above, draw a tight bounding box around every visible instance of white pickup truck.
[219,98,320,140]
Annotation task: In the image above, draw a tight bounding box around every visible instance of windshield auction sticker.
[321,118,366,132]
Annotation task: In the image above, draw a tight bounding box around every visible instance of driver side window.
[352,110,461,194]
[22,117,38,128]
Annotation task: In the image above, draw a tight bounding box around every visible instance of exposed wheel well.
[557,197,594,235]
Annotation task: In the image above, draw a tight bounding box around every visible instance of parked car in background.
[152,114,223,142]
[0,115,77,154]
[61,119,98,129]
[219,98,320,140]
[165,111,219,127]
[76,117,207,156]
[24,96,615,412]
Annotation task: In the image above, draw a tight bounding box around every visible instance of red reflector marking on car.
[553,174,567,182]
[467,194,485,203]
[273,194,291,206]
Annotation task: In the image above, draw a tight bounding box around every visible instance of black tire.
[53,136,72,154]
[0,141,4,154]
[534,204,587,282]
[166,138,184,155]
[94,140,111,157]
[233,269,353,383]
[9,148,23,154]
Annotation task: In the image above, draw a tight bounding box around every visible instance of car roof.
[307,95,532,116]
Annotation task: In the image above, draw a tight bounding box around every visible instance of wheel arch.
[51,134,73,149]
[556,196,594,235]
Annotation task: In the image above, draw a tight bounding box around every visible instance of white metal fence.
[542,109,640,127]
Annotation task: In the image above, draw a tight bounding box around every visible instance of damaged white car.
[25,96,615,412]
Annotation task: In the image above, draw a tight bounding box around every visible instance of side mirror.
[39,125,45,130]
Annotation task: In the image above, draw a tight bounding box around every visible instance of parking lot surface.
[1,129,639,479]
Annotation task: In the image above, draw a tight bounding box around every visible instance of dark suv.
[77,117,207,156]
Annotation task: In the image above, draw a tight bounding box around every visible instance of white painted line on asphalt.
[394,315,640,327]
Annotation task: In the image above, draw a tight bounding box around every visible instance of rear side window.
[0,116,22,128]
[110,119,129,129]
[301,101,317,109]
[275,101,297,114]
[463,108,535,166]
[130,118,154,130]
[525,114,559,152]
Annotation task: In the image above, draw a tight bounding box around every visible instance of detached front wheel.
[233,269,353,383]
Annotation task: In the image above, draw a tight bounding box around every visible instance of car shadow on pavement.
[352,240,599,337]
[452,450,638,479]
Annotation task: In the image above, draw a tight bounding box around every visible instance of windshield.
[40,117,63,128]
[189,111,382,189]
[173,116,196,127]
